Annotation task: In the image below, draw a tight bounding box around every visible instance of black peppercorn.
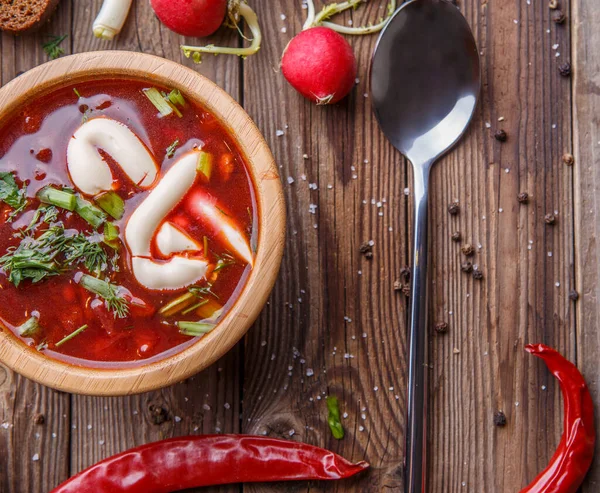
[461,261,473,273]
[562,153,574,166]
[473,269,484,280]
[494,129,507,142]
[517,192,529,204]
[434,322,448,334]
[461,244,475,256]
[494,411,507,427]
[545,213,557,225]
[402,284,411,297]
[400,266,411,281]
[552,10,566,24]
[452,231,462,242]
[149,404,170,425]
[569,290,580,301]
[549,0,559,9]
[558,62,571,77]
[33,413,45,425]
[365,251,373,260]
[393,279,402,291]
[448,202,460,215]
[359,242,372,254]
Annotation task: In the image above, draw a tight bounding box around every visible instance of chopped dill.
[42,35,68,60]
[165,139,180,158]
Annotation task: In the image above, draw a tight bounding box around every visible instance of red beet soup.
[0,79,257,368]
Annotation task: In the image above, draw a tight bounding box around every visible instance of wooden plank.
[428,1,575,491]
[67,2,242,492]
[573,0,600,489]
[242,2,408,491]
[0,3,73,492]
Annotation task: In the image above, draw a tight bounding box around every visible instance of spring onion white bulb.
[93,0,133,40]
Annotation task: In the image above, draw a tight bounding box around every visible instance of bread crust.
[0,0,61,34]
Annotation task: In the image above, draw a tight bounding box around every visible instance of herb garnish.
[166,139,180,158]
[213,252,235,272]
[189,283,219,299]
[73,88,82,99]
[0,172,27,220]
[79,274,129,318]
[42,35,68,60]
[0,225,108,286]
[55,324,88,347]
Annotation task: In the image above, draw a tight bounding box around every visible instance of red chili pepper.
[520,344,596,493]
[50,435,369,493]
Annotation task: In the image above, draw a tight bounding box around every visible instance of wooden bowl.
[0,52,285,395]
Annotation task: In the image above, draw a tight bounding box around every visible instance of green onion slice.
[37,186,76,211]
[177,321,215,336]
[18,316,40,337]
[94,191,124,220]
[75,197,106,228]
[326,396,345,439]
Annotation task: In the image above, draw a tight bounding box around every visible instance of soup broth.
[0,79,257,367]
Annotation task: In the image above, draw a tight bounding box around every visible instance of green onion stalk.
[303,0,397,34]
[181,1,262,63]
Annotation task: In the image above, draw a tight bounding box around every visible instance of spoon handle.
[405,163,431,493]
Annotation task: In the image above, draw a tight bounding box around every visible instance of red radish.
[150,0,227,38]
[281,27,357,105]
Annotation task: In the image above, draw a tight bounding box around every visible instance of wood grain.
[427,1,575,491]
[0,0,598,491]
[242,2,408,491]
[573,0,600,490]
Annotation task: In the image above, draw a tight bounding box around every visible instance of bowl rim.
[0,51,285,396]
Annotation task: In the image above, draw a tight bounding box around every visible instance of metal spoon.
[370,1,480,491]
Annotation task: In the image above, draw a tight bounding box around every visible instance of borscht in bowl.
[0,52,284,394]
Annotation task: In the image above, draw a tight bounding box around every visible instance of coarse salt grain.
[276,129,284,136]
[174,416,182,423]
[32,454,39,461]
[287,176,294,184]
[306,368,314,377]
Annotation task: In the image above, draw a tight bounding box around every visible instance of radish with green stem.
[282,26,357,105]
[150,0,228,38]
[180,1,261,63]
[282,0,396,105]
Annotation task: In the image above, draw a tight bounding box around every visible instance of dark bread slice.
[0,0,61,34]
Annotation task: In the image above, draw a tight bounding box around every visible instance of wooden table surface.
[0,1,598,491]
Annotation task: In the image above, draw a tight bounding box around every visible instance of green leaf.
[42,35,68,60]
[0,172,27,217]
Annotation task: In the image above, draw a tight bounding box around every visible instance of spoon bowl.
[371,1,480,491]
